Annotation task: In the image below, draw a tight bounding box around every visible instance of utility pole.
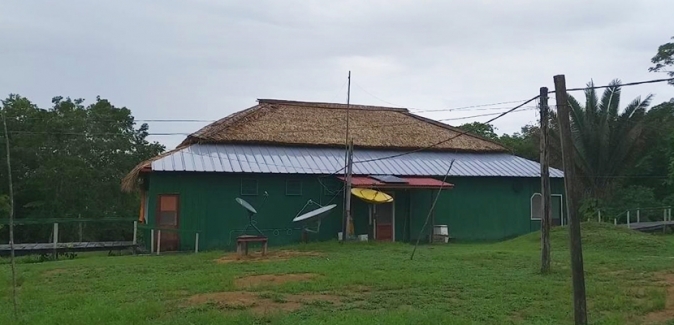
[540,87,552,273]
[2,106,18,318]
[342,71,352,242]
[343,140,354,241]
[554,74,588,325]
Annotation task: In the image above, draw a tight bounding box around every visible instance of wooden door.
[157,194,180,251]
[375,201,394,241]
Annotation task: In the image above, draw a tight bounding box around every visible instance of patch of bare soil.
[42,268,67,277]
[234,273,319,289]
[644,273,674,324]
[186,291,341,315]
[215,250,322,264]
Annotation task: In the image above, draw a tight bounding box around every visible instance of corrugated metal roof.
[151,144,564,178]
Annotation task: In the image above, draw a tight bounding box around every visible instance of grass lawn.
[2,223,674,324]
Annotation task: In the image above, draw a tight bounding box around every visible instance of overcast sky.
[1,0,673,149]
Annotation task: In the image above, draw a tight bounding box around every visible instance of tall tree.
[498,124,542,163]
[628,101,674,200]
[0,94,164,243]
[551,80,653,199]
[649,36,674,86]
[458,121,498,139]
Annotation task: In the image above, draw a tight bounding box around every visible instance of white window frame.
[531,193,564,223]
[531,193,543,220]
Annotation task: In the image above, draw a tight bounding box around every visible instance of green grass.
[2,222,674,324]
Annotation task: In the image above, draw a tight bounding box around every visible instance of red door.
[375,201,394,241]
[157,195,180,251]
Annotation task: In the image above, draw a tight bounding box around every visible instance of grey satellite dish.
[235,197,264,236]
[236,197,257,214]
[293,204,336,223]
[293,203,336,236]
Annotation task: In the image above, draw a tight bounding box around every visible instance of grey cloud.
[0,0,672,148]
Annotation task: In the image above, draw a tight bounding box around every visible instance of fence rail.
[136,224,202,255]
[594,206,672,224]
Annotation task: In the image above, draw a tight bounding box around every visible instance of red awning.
[337,176,453,189]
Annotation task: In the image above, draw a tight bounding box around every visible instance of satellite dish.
[236,197,257,214]
[293,204,336,223]
[235,197,264,236]
[351,188,393,204]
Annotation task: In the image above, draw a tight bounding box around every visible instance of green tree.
[498,124,541,163]
[458,122,498,139]
[627,101,674,200]
[0,94,164,243]
[649,36,674,86]
[551,80,653,199]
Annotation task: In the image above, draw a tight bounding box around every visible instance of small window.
[241,179,258,196]
[531,193,542,220]
[286,179,302,196]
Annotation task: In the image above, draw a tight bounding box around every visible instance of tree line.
[0,95,164,243]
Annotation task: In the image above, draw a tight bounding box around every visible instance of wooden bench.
[236,235,268,256]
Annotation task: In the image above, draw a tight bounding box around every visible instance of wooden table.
[236,235,268,256]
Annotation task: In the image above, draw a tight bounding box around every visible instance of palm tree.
[551,79,653,199]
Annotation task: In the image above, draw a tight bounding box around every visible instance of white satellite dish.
[236,197,257,214]
[293,204,336,223]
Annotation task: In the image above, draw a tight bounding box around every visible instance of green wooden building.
[123,99,564,252]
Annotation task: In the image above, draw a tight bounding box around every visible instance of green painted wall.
[145,172,564,250]
[426,177,565,241]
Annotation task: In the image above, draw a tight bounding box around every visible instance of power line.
[411,100,532,113]
[352,82,405,108]
[353,96,540,165]
[559,77,674,93]
[6,106,538,137]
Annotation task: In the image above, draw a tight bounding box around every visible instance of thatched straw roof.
[122,99,506,192]
[181,99,506,151]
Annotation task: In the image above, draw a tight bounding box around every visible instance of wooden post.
[133,221,138,245]
[53,223,59,247]
[195,233,199,253]
[637,209,640,223]
[78,213,83,242]
[429,190,434,243]
[598,210,601,223]
[540,86,552,274]
[627,211,630,227]
[53,222,59,259]
[156,230,161,255]
[150,229,155,253]
[2,88,18,318]
[614,218,617,225]
[554,74,588,325]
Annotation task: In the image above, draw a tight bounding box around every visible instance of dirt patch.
[235,273,319,289]
[42,268,67,277]
[345,285,371,293]
[644,273,674,324]
[215,250,322,264]
[186,291,341,315]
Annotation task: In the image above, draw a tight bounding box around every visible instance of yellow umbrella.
[351,188,394,204]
